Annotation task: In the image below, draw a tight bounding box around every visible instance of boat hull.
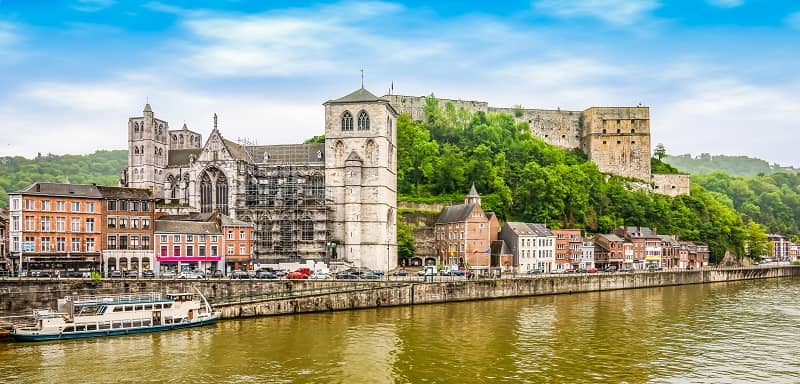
[11,316,218,342]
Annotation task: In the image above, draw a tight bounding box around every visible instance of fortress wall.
[652,174,691,197]
[488,107,582,149]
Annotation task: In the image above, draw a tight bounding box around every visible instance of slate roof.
[15,182,103,198]
[157,213,215,222]
[167,148,203,167]
[503,222,553,237]
[222,138,249,161]
[527,223,554,237]
[597,233,624,242]
[327,88,382,103]
[155,220,220,234]
[436,204,476,224]
[621,226,658,238]
[221,215,254,228]
[96,186,153,200]
[491,240,512,256]
[249,143,325,164]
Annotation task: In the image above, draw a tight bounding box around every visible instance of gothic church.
[123,88,398,271]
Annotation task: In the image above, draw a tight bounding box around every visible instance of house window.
[141,201,149,211]
[173,235,181,243]
[211,245,218,256]
[119,218,127,229]
[86,202,95,213]
[56,237,65,252]
[160,235,167,243]
[240,244,245,255]
[173,246,181,257]
[41,237,50,252]
[71,202,80,212]
[142,236,150,249]
[131,201,138,212]
[357,110,370,130]
[160,246,168,257]
[41,200,51,211]
[227,230,233,240]
[211,236,218,243]
[119,236,127,250]
[119,200,128,211]
[186,245,194,257]
[199,245,206,257]
[142,218,150,229]
[108,217,116,229]
[71,217,81,232]
[227,245,234,255]
[107,200,116,211]
[239,230,246,240]
[108,236,117,250]
[187,234,193,242]
[71,238,80,252]
[131,219,139,229]
[130,236,139,249]
[341,111,353,131]
[86,238,95,252]
[41,216,51,231]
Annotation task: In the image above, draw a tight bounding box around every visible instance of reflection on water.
[2,279,800,383]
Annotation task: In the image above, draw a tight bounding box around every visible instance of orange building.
[8,183,103,275]
[97,186,155,276]
[552,228,582,270]
[434,185,499,274]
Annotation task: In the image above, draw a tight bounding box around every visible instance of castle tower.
[581,107,652,181]
[324,87,398,271]
[127,103,169,195]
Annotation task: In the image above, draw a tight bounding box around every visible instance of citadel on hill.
[121,87,688,270]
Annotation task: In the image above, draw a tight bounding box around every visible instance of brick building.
[434,185,500,273]
[615,226,663,269]
[98,186,155,276]
[594,233,624,270]
[0,208,8,273]
[8,183,104,275]
[552,228,582,271]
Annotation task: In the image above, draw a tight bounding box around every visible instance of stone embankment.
[1,266,797,319]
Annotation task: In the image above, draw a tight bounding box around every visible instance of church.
[122,87,398,271]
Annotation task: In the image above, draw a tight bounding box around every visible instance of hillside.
[664,153,798,177]
[0,150,127,205]
[395,97,780,262]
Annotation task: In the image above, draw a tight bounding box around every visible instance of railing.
[69,292,163,304]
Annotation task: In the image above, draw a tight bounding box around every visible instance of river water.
[2,278,799,383]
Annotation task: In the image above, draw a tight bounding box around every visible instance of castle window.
[602,129,607,134]
[134,147,140,155]
[357,110,370,131]
[602,141,607,144]
[617,129,621,134]
[631,129,636,134]
[387,116,392,138]
[158,148,163,156]
[341,111,353,131]
[617,140,621,145]
[632,141,636,145]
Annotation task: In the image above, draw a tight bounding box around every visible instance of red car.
[587,268,599,273]
[287,268,312,279]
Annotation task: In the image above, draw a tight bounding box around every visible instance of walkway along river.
[1,277,799,383]
[1,266,798,319]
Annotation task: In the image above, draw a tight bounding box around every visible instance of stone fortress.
[383,94,690,197]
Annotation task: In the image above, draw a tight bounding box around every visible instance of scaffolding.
[234,144,329,263]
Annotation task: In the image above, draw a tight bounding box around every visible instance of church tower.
[127,103,169,195]
[324,87,398,271]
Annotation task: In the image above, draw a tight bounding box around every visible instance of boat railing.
[69,292,164,305]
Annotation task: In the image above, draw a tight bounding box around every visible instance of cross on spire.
[360,68,364,89]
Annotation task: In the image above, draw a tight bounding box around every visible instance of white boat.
[11,288,218,342]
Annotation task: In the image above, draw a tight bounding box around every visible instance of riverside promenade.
[1,266,798,320]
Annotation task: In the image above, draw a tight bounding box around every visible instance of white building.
[499,222,555,273]
[579,239,595,269]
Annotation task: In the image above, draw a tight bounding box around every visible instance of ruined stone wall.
[383,94,488,121]
[582,107,652,181]
[651,174,691,197]
[489,107,583,149]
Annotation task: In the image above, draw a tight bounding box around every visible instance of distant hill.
[0,150,128,206]
[664,154,798,177]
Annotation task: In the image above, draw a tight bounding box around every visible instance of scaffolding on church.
[233,143,329,264]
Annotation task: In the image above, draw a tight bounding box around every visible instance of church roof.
[249,143,325,164]
[466,183,480,198]
[436,203,477,224]
[327,87,382,104]
[167,148,202,167]
[222,138,249,161]
[143,103,152,112]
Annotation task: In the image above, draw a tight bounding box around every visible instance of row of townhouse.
[6,182,253,276]
[431,186,710,274]
[765,234,800,262]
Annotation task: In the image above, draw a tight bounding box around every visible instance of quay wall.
[1,267,798,319]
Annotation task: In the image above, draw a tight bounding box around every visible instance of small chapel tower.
[126,103,169,195]
[324,86,398,271]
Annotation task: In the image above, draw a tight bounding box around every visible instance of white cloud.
[534,0,661,26]
[707,0,744,8]
[73,0,116,12]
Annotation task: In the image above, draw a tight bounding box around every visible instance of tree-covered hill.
[396,97,775,262]
[0,150,127,206]
[663,153,798,177]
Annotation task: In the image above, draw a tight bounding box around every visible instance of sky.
[0,0,798,166]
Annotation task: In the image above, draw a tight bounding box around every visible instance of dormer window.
[357,110,370,131]
[341,111,353,131]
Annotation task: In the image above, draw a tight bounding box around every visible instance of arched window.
[357,110,370,130]
[140,146,144,155]
[167,175,177,199]
[134,122,139,130]
[134,147,140,155]
[179,135,184,145]
[215,173,228,215]
[341,111,353,131]
[132,168,138,180]
[158,148,163,156]
[302,219,313,241]
[183,174,190,203]
[200,173,212,213]
[171,134,177,144]
[387,116,392,138]
[365,139,377,165]
[334,140,344,160]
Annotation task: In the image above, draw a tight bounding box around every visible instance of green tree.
[654,143,667,160]
[303,135,325,144]
[744,221,769,260]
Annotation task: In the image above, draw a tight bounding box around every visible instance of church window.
[357,110,370,131]
[215,173,228,215]
[200,173,212,213]
[365,140,377,165]
[264,152,270,161]
[302,219,313,241]
[387,116,392,138]
[180,135,184,145]
[134,147,140,155]
[341,111,353,131]
[171,134,177,144]
[388,145,393,166]
[140,146,144,154]
[158,148,163,156]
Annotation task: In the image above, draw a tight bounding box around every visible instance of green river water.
[2,278,799,383]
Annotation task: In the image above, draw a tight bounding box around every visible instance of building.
[123,87,397,271]
[767,234,791,262]
[384,94,690,196]
[490,240,514,273]
[434,185,499,273]
[97,186,155,277]
[553,228,582,271]
[154,213,253,274]
[0,208,8,273]
[615,226,663,269]
[499,222,555,273]
[594,234,624,270]
[8,183,103,275]
[579,238,595,269]
[683,242,709,268]
[658,235,681,269]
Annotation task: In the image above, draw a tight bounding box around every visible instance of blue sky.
[1,0,799,165]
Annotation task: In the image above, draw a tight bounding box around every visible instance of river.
[2,278,799,383]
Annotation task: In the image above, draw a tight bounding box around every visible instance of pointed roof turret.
[467,183,479,198]
[143,103,152,113]
[465,183,481,205]
[182,123,188,130]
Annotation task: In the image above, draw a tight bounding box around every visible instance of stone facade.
[385,94,687,195]
[124,88,397,271]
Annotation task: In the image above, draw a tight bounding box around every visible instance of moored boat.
[11,288,217,342]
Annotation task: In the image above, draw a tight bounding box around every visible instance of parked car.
[160,271,177,279]
[125,270,139,279]
[587,268,599,273]
[576,268,588,273]
[141,270,155,279]
[603,267,617,273]
[564,269,576,274]
[371,270,385,276]
[309,272,329,280]
[620,268,634,273]
[275,270,288,278]
[361,272,381,280]
[335,272,359,280]
[526,269,544,275]
[451,269,466,277]
[212,270,224,278]
[109,270,123,278]
[392,270,409,277]
[647,265,664,272]
[230,271,250,279]
[178,271,204,279]
[287,268,312,279]
[256,271,278,279]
